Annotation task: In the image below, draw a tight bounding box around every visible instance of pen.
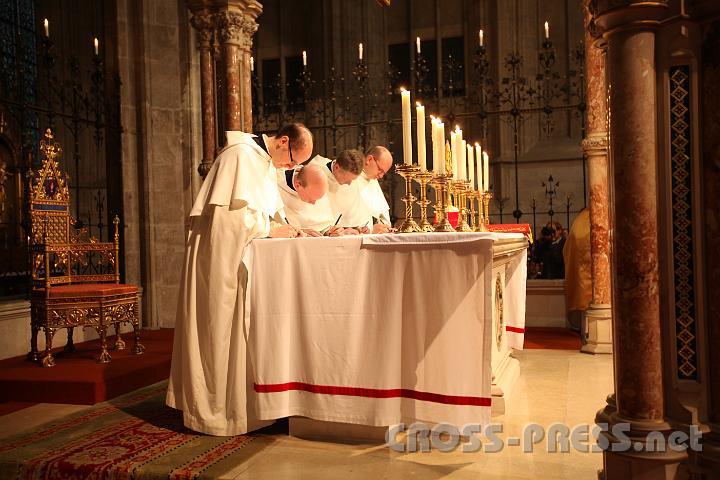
[333,214,342,226]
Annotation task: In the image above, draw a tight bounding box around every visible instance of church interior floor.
[0,348,613,479]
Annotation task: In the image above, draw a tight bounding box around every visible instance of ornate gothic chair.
[28,128,143,367]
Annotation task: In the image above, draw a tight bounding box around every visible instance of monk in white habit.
[280,149,364,235]
[339,145,394,233]
[166,123,313,436]
[276,163,330,236]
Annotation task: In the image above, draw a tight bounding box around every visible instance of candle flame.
[455,125,460,132]
[416,101,422,107]
[475,142,480,147]
[400,87,407,92]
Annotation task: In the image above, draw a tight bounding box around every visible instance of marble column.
[595,2,686,477]
[215,2,260,134]
[189,12,217,178]
[580,1,612,355]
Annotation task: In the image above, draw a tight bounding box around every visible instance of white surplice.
[339,172,390,229]
[166,131,282,436]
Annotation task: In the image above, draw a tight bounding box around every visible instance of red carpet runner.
[0,329,173,405]
[523,327,582,350]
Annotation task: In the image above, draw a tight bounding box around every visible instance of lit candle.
[475,143,482,190]
[437,121,445,174]
[479,29,484,47]
[400,88,412,165]
[450,130,457,179]
[416,36,421,54]
[483,151,490,191]
[430,116,438,174]
[250,56,254,72]
[544,21,549,39]
[460,139,467,181]
[302,50,307,67]
[94,37,99,56]
[358,42,363,61]
[467,143,475,189]
[416,102,426,170]
[43,19,49,38]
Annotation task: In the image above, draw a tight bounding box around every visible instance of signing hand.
[324,225,344,237]
[269,224,301,238]
[302,228,323,237]
[343,228,360,235]
[372,223,393,234]
[357,226,370,234]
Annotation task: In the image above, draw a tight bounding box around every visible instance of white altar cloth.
[243,232,525,429]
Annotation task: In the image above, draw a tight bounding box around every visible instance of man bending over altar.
[280,148,365,236]
[338,145,394,233]
[167,123,313,436]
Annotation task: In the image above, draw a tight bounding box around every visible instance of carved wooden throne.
[28,128,143,367]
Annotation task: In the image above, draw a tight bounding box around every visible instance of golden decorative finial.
[31,128,69,202]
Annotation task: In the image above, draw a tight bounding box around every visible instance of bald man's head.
[294,164,328,204]
[364,146,393,179]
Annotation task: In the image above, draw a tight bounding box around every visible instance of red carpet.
[523,327,582,350]
[0,328,173,405]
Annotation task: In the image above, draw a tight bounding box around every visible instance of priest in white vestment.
[339,145,394,233]
[279,149,364,234]
[166,123,313,436]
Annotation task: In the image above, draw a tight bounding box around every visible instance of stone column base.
[582,303,613,354]
[597,410,688,480]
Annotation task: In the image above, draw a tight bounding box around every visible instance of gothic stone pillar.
[215,1,260,134]
[189,12,217,178]
[594,1,687,477]
[581,1,612,355]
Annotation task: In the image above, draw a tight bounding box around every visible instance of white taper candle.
[416,102,426,170]
[401,88,412,165]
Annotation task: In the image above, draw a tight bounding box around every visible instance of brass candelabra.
[415,170,435,232]
[395,164,421,233]
[451,180,473,232]
[430,174,455,232]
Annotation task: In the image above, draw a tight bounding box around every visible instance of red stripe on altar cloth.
[254,382,491,407]
[506,326,525,333]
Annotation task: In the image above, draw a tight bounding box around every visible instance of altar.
[243,231,528,441]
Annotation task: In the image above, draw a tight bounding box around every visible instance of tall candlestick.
[416,36,421,54]
[430,116,438,174]
[544,21,549,39]
[483,151,490,191]
[358,43,363,60]
[94,37,99,56]
[302,50,307,67]
[460,139,467,181]
[416,103,426,170]
[250,56,254,72]
[43,19,49,38]
[437,121,445,174]
[475,143,482,190]
[400,88,412,165]
[450,130,457,179]
[479,29,484,47]
[467,143,475,189]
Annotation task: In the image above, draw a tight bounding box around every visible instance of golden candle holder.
[430,174,455,232]
[469,191,477,231]
[395,163,421,233]
[451,180,473,232]
[482,191,493,229]
[415,170,435,232]
[475,191,488,232]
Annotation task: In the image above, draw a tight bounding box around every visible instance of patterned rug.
[0,381,273,480]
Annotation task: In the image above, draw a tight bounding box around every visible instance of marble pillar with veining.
[190,12,217,178]
[580,0,612,354]
[215,3,260,135]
